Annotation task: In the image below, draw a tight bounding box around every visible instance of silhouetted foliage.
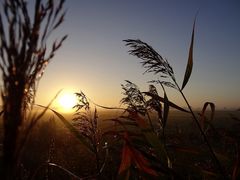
[0,0,66,179]
[73,92,102,174]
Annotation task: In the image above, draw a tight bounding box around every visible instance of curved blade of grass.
[48,163,82,180]
[36,98,94,154]
[31,162,82,180]
[181,18,196,90]
[50,109,95,153]
[201,102,215,121]
[18,91,62,157]
[200,102,215,129]
[33,90,62,125]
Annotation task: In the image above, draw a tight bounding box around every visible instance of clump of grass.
[0,0,67,179]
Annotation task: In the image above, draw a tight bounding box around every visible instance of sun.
[57,91,78,113]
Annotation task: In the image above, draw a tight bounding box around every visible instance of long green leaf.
[181,18,196,90]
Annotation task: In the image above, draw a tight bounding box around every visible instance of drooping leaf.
[201,102,215,120]
[199,102,215,130]
[132,148,158,176]
[143,92,189,113]
[118,141,132,175]
[181,18,196,90]
[118,133,158,177]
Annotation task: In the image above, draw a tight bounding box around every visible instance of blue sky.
[2,0,239,110]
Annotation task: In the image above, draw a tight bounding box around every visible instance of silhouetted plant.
[121,80,147,115]
[73,92,102,173]
[0,0,66,179]
[123,19,226,178]
[44,91,110,178]
[115,80,193,178]
[121,80,154,130]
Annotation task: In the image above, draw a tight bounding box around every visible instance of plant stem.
[174,82,226,179]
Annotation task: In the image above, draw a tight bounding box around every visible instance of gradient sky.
[3,0,240,110]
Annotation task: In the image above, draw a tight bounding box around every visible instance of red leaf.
[118,134,132,174]
[132,148,158,176]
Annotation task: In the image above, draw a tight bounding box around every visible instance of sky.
[1,0,240,110]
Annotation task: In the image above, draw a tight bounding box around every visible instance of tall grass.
[0,0,66,179]
[73,92,102,173]
[0,2,238,178]
[123,18,226,178]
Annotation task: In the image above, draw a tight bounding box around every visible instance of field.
[1,110,239,179]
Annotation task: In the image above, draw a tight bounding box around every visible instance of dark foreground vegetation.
[0,0,239,179]
[1,109,240,180]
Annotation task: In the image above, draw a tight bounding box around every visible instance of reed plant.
[72,92,102,173]
[115,81,180,178]
[44,93,111,179]
[122,18,226,178]
[0,0,66,179]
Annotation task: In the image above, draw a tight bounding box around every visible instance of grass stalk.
[124,36,227,178]
[172,79,226,178]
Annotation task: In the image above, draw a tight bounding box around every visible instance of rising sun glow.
[57,91,78,113]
